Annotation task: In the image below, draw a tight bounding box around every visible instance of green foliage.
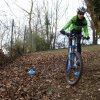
[4,33,51,57]
[4,40,24,57]
[12,40,24,56]
[85,0,100,20]
[94,0,100,19]
[45,12,50,26]
[35,33,50,51]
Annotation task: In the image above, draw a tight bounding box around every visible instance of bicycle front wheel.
[65,52,83,86]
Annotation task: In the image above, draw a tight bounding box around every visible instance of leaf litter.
[0,46,100,100]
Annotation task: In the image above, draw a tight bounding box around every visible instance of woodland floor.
[0,45,100,100]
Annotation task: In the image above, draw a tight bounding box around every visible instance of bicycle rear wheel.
[65,52,83,86]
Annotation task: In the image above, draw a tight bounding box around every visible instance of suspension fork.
[68,45,77,69]
[68,46,72,69]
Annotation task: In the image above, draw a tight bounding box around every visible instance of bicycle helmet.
[77,7,86,14]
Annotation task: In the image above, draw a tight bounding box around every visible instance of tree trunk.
[29,0,36,52]
[10,19,14,57]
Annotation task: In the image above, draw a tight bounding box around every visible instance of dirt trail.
[0,46,100,100]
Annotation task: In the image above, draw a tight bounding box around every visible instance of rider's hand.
[60,29,65,35]
[85,36,90,40]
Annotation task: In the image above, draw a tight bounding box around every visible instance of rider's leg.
[77,37,81,54]
[69,37,72,46]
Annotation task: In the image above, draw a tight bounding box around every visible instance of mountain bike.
[61,31,88,86]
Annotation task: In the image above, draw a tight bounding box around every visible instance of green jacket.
[63,15,89,37]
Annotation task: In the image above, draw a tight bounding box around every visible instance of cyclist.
[60,7,90,54]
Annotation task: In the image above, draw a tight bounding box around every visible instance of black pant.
[69,30,82,54]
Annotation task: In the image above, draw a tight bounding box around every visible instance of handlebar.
[60,30,90,40]
[63,32,83,38]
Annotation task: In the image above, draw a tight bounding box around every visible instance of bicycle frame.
[67,36,78,70]
[62,31,88,85]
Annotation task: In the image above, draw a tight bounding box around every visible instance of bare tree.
[15,0,36,52]
[84,0,100,44]
[38,0,68,49]
[10,19,14,57]
[52,0,64,48]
